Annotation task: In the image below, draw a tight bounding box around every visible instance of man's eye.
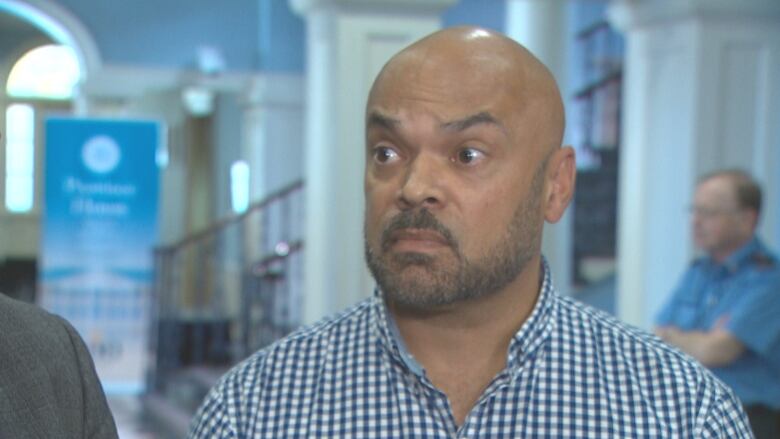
[455,148,484,165]
[373,146,399,164]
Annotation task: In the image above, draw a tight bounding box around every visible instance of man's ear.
[740,209,759,235]
[544,146,576,223]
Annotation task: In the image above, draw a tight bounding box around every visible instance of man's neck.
[386,258,543,426]
[709,236,754,264]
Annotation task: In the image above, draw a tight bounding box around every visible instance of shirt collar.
[712,235,763,272]
[371,259,557,376]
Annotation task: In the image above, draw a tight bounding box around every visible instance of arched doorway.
[0,0,100,79]
[0,1,99,301]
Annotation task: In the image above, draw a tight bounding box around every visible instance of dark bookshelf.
[572,20,624,287]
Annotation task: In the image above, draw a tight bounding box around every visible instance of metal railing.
[149,180,304,392]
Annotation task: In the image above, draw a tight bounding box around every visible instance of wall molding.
[609,0,780,32]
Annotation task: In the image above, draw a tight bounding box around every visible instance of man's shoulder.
[682,256,708,272]
[218,298,376,386]
[747,243,780,273]
[550,297,750,434]
[269,297,375,354]
[0,293,69,341]
[556,295,698,364]
[554,295,733,393]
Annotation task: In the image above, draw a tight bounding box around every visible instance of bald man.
[190,27,751,438]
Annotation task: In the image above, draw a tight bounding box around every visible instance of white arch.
[0,0,101,80]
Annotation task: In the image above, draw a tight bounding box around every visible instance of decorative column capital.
[290,0,456,17]
[608,0,780,32]
[241,74,304,108]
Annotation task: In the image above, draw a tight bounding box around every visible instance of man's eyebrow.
[441,111,505,133]
[366,111,400,130]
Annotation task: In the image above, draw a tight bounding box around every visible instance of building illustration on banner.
[40,118,160,394]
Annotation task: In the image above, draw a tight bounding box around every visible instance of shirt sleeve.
[655,268,696,327]
[188,384,239,439]
[698,389,754,439]
[725,271,780,359]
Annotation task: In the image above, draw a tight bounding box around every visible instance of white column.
[291,0,457,324]
[239,73,304,269]
[505,0,573,295]
[241,74,304,200]
[506,0,567,79]
[608,0,780,328]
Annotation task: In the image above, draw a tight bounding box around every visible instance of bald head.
[363,27,577,311]
[368,26,565,156]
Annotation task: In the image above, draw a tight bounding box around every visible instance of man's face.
[363,50,549,309]
[691,176,752,258]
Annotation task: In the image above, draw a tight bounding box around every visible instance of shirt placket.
[378,316,456,437]
[410,370,459,437]
[456,370,515,438]
[703,265,730,326]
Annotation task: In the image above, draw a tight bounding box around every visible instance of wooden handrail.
[156,179,304,252]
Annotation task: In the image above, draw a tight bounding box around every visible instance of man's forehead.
[366,71,524,129]
[370,51,522,102]
[365,27,565,149]
[366,108,508,135]
[697,177,738,203]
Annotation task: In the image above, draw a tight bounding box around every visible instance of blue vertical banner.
[41,118,160,394]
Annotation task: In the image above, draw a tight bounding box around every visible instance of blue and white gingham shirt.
[190,265,753,438]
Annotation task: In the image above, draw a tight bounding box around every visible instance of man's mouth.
[386,228,450,252]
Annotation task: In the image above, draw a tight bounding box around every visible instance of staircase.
[145,180,304,434]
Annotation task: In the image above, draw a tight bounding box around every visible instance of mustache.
[380,209,457,251]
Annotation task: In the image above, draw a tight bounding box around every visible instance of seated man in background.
[191,27,752,437]
[0,291,119,438]
[656,169,780,438]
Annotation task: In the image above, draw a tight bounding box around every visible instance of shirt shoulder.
[746,249,779,276]
[674,258,707,290]
[190,299,376,437]
[228,297,373,380]
[553,295,749,433]
[0,293,74,356]
[0,294,119,438]
[732,237,778,275]
[750,251,776,268]
[556,295,712,378]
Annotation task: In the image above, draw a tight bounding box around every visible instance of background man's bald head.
[368,26,565,155]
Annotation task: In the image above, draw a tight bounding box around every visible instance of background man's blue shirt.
[656,236,780,408]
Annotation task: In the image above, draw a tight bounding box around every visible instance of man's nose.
[396,152,445,210]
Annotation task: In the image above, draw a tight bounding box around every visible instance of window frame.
[2,39,76,216]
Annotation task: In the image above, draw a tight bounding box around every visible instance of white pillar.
[608,0,780,328]
[506,0,567,79]
[505,0,573,295]
[240,73,304,268]
[291,0,457,324]
[241,74,304,200]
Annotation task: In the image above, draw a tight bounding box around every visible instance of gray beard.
[364,170,544,310]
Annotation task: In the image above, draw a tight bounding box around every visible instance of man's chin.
[378,270,459,308]
[384,286,459,311]
[390,251,436,266]
[692,240,710,253]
